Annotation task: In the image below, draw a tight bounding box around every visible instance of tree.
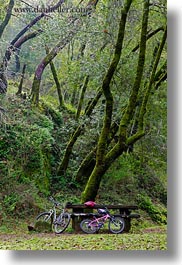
[81,0,167,202]
[30,0,100,106]
[45,45,64,108]
[0,0,166,207]
[0,0,15,93]
[55,0,166,190]
[0,0,67,93]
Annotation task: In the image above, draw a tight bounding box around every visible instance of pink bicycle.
[80,207,125,234]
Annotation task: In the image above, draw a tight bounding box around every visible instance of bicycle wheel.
[35,212,53,232]
[108,216,125,234]
[80,219,97,234]
[54,212,71,234]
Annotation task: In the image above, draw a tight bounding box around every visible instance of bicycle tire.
[108,216,125,234]
[54,212,71,234]
[35,212,53,232]
[36,212,52,223]
[80,219,98,234]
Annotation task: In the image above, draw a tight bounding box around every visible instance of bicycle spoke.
[80,219,98,234]
[109,217,125,234]
[54,213,71,234]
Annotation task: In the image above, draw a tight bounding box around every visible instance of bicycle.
[35,196,71,234]
[80,207,125,234]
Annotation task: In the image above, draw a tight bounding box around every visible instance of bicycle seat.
[98,208,107,215]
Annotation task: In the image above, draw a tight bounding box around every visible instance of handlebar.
[49,196,61,207]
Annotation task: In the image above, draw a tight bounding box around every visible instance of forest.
[0,0,167,249]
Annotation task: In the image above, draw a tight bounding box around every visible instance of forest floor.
[0,226,167,250]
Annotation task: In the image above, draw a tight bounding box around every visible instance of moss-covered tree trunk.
[57,125,84,176]
[75,121,119,183]
[81,0,166,203]
[16,64,26,95]
[57,86,103,176]
[75,75,89,120]
[45,46,64,108]
[81,0,133,202]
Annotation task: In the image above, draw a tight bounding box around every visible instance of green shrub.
[137,193,167,224]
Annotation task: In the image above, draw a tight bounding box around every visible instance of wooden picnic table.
[66,203,140,232]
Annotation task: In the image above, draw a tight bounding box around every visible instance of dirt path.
[0,225,166,241]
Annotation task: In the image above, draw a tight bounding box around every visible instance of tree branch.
[138,26,167,131]
[132,26,165,53]
[0,0,14,39]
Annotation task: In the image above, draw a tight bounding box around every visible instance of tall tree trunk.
[75,75,89,120]
[132,26,165,53]
[57,86,102,176]
[75,121,119,183]
[57,125,84,176]
[45,46,64,108]
[81,2,167,203]
[138,26,167,131]
[16,64,26,95]
[31,22,80,106]
[84,88,102,116]
[81,0,133,202]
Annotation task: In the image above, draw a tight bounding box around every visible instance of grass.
[0,225,167,250]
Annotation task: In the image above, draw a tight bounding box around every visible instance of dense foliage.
[0,0,167,233]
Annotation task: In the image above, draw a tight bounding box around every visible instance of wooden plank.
[66,203,138,210]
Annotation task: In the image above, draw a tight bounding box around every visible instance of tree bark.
[0,14,44,94]
[3,14,45,70]
[4,0,66,66]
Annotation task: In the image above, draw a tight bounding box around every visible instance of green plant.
[137,193,167,224]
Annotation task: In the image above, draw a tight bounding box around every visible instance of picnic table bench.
[66,203,140,232]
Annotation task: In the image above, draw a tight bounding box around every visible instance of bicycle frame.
[89,213,111,229]
[80,208,125,234]
[45,197,63,224]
